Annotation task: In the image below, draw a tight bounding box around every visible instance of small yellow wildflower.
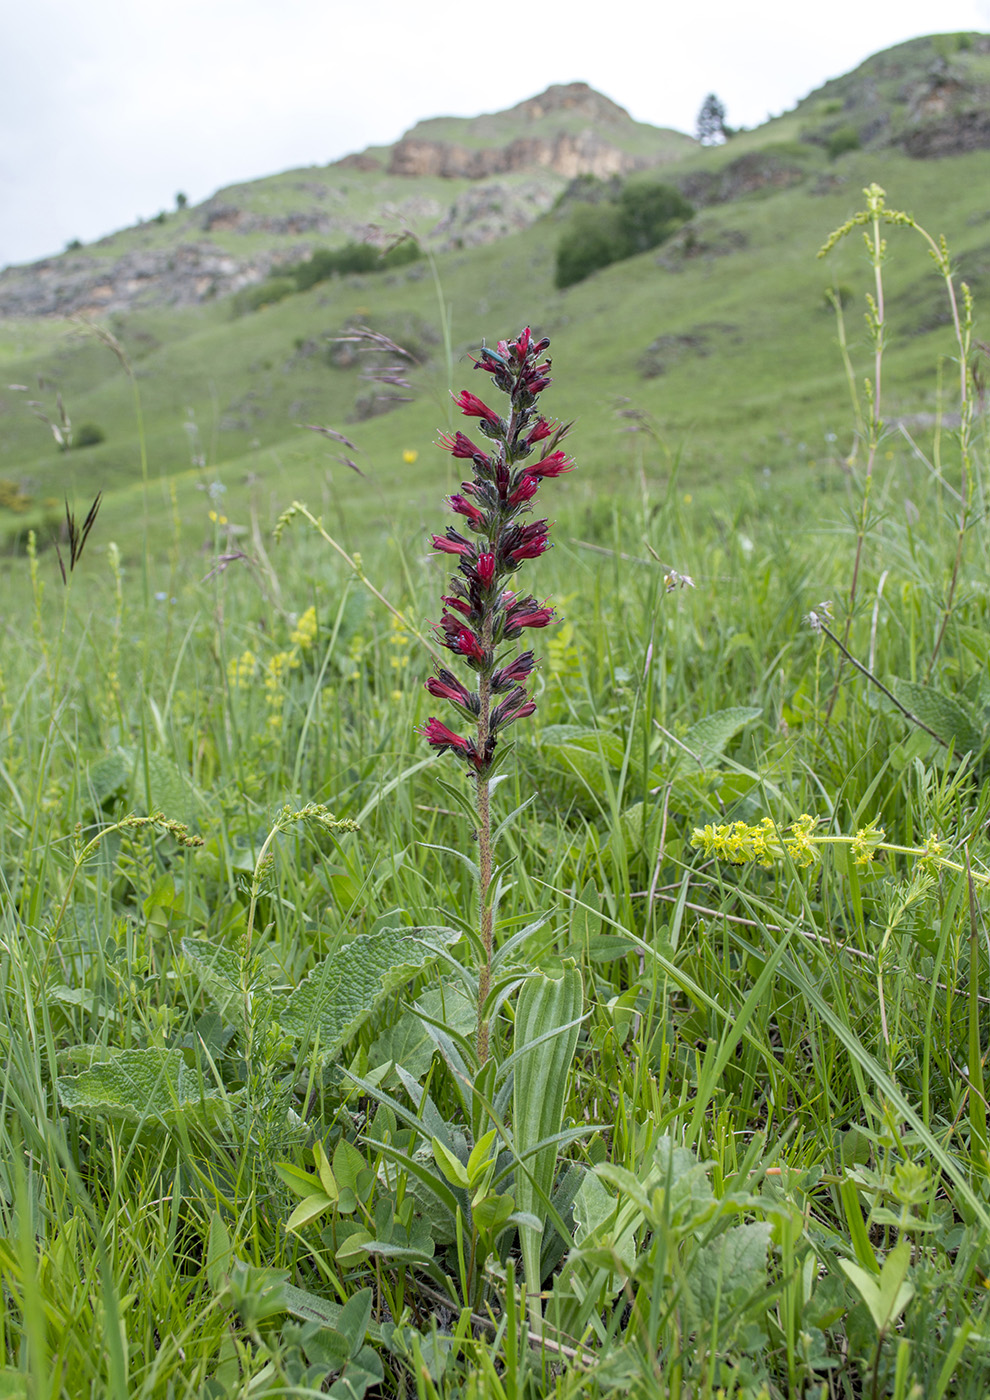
[228,649,257,687]
[389,614,411,671]
[290,606,318,650]
[785,814,821,869]
[264,650,299,696]
[402,449,419,464]
[851,820,885,867]
[208,510,228,525]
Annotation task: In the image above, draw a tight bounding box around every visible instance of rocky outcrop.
[676,149,809,207]
[389,130,645,180]
[428,181,559,250]
[0,243,292,317]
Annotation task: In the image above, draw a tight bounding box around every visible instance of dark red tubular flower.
[492,650,535,692]
[426,668,479,711]
[449,494,486,527]
[505,520,550,565]
[507,475,540,508]
[422,326,573,777]
[526,417,554,445]
[431,529,476,558]
[523,451,574,479]
[441,592,473,617]
[438,614,487,666]
[454,390,501,425]
[491,687,537,731]
[419,717,473,757]
[438,430,491,468]
[503,597,555,638]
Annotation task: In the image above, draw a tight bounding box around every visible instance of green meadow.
[2,38,990,1398]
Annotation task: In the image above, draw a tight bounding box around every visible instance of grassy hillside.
[1,33,989,584]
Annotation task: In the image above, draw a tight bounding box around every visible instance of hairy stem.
[476,612,494,1065]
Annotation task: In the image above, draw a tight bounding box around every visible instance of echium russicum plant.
[419,327,573,1063]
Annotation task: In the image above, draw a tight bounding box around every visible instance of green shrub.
[554,205,627,289]
[555,181,693,289]
[289,238,421,293]
[74,423,105,448]
[232,276,297,315]
[617,182,694,256]
[826,125,861,160]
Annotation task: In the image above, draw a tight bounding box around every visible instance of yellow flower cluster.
[264,650,300,728]
[849,820,886,867]
[388,613,411,700]
[693,814,896,871]
[228,649,257,688]
[692,815,823,869]
[290,605,318,650]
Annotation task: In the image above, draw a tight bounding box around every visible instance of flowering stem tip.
[418,327,574,1062]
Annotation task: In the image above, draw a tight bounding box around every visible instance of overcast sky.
[3,0,990,270]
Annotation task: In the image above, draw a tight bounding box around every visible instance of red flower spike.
[454,390,501,424]
[422,326,572,774]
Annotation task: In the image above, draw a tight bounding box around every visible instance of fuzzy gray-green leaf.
[277,925,460,1059]
[58,1047,229,1126]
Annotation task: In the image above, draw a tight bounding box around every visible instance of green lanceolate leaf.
[511,961,584,1329]
[277,925,460,1060]
[58,1046,229,1126]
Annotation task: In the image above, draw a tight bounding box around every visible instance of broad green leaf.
[840,1239,914,1334]
[370,983,474,1079]
[680,706,762,768]
[58,1047,228,1126]
[431,1137,470,1189]
[689,1221,773,1330]
[133,749,203,824]
[336,1288,373,1357]
[206,1212,234,1293]
[888,679,981,754]
[277,925,459,1059]
[275,1161,322,1200]
[512,962,584,1328]
[286,1192,336,1232]
[87,751,132,806]
[333,1139,367,1193]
